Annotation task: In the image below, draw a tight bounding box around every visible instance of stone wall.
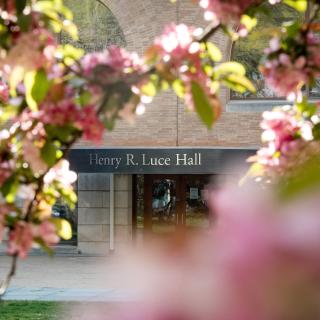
[77,173,132,255]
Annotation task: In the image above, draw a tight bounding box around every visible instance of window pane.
[232,3,303,99]
[310,79,320,98]
[60,0,126,52]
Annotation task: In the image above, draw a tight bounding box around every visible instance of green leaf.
[103,118,116,131]
[24,70,50,111]
[214,62,246,78]
[206,42,222,62]
[296,99,317,117]
[223,74,256,93]
[45,125,76,143]
[191,81,214,129]
[17,13,32,32]
[278,155,320,200]
[284,21,301,38]
[1,175,18,203]
[52,218,72,240]
[283,0,307,12]
[77,91,92,107]
[41,141,58,166]
[15,0,27,15]
[312,123,320,141]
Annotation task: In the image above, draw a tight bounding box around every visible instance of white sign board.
[190,187,199,200]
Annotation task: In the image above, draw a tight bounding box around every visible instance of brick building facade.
[63,0,266,255]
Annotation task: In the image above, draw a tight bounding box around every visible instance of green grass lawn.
[0,301,68,320]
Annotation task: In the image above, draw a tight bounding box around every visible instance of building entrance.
[134,174,211,240]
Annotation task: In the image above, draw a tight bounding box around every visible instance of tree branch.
[197,22,221,43]
[0,254,17,299]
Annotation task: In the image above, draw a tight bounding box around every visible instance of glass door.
[134,174,212,242]
[185,175,211,230]
[144,175,185,237]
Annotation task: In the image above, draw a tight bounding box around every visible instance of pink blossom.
[0,80,9,103]
[262,31,320,97]
[106,188,320,320]
[308,46,320,73]
[7,222,33,258]
[206,188,320,320]
[152,24,221,115]
[76,105,104,144]
[44,159,77,187]
[40,100,105,144]
[199,0,260,24]
[260,109,299,150]
[253,107,304,171]
[261,57,308,98]
[81,46,143,81]
[32,220,59,247]
[153,24,201,69]
[40,99,78,126]
[249,104,320,179]
[0,28,57,84]
[0,161,12,186]
[22,138,47,173]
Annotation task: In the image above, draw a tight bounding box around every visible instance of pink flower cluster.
[261,54,308,98]
[0,80,9,103]
[153,24,221,115]
[199,0,261,24]
[206,187,320,319]
[256,108,301,168]
[7,220,59,258]
[261,32,320,98]
[40,99,104,144]
[81,46,150,123]
[44,160,77,188]
[0,160,12,186]
[109,187,320,320]
[250,105,320,178]
[77,105,105,144]
[153,24,201,69]
[81,46,144,82]
[0,28,57,78]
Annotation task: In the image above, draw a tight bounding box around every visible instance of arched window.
[231,2,305,99]
[60,0,126,52]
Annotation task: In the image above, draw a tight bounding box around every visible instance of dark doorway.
[133,174,211,240]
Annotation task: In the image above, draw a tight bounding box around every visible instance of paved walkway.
[0,254,139,302]
[4,287,135,301]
